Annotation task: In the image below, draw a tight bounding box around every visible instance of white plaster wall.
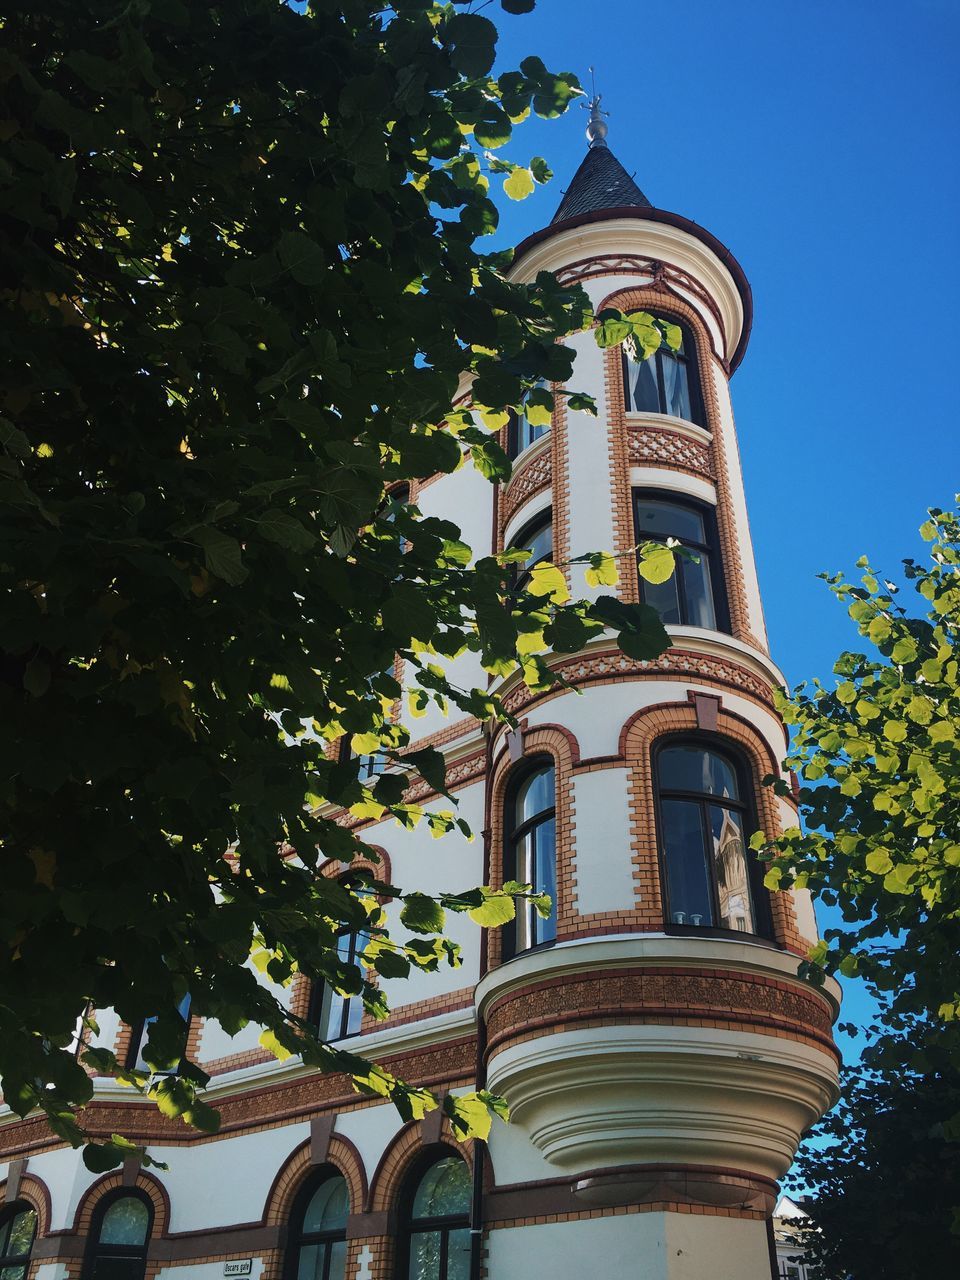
[334,1101,407,1185]
[156,1264,264,1280]
[486,1214,671,1279]
[571,768,636,914]
[399,462,492,741]
[562,331,617,602]
[154,1123,310,1231]
[16,1144,92,1230]
[628,465,717,507]
[664,1211,772,1280]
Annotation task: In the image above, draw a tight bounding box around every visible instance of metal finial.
[582,67,609,148]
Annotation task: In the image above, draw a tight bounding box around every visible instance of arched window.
[398,1151,471,1280]
[656,741,768,935]
[82,1192,152,1280]
[0,1201,37,1280]
[285,1168,349,1280]
[622,318,702,425]
[504,761,557,957]
[633,492,726,631]
[508,510,552,593]
[506,382,550,459]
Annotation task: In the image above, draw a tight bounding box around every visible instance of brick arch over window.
[621,700,805,954]
[0,1172,52,1240]
[72,1170,170,1238]
[596,285,755,648]
[263,1133,367,1225]
[487,723,579,969]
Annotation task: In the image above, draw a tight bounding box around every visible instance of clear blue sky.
[489,0,959,1054]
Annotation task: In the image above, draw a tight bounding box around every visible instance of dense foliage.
[0,0,679,1166]
[757,504,960,1069]
[786,1061,960,1278]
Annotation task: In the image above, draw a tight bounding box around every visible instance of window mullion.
[703,798,722,928]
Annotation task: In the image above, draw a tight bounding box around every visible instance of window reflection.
[505,763,557,955]
[634,494,721,631]
[289,1170,349,1280]
[403,1155,471,1280]
[0,1203,37,1280]
[623,321,698,424]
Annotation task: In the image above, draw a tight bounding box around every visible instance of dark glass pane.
[661,352,692,421]
[357,751,389,780]
[90,1257,147,1280]
[446,1228,472,1280]
[634,500,706,546]
[515,766,554,824]
[0,1267,27,1280]
[680,552,716,629]
[409,1230,442,1280]
[659,747,739,800]
[0,1209,36,1259]
[302,1176,349,1234]
[317,984,346,1041]
[515,520,552,568]
[533,819,557,945]
[641,572,681,625]
[710,805,755,933]
[100,1199,149,1247]
[412,1157,471,1218]
[296,1243,323,1280]
[625,353,660,413]
[327,1240,347,1280]
[516,414,549,454]
[661,799,714,926]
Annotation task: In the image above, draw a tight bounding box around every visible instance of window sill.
[504,430,552,481]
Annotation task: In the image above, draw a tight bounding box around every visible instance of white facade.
[1,135,839,1280]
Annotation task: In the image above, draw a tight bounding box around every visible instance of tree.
[755,503,960,1071]
[0,0,678,1166]
[784,1060,960,1279]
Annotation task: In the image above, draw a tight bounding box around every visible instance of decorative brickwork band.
[626,424,714,481]
[500,441,552,530]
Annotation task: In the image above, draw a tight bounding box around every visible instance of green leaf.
[193,526,247,585]
[585,552,619,588]
[503,167,534,201]
[400,893,446,934]
[594,311,633,348]
[444,13,498,78]
[638,543,676,585]
[530,155,552,183]
[255,509,317,552]
[278,231,327,286]
[525,562,569,603]
[467,892,516,927]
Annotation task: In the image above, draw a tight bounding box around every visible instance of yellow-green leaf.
[638,543,675,586]
[585,552,619,588]
[503,167,534,201]
[526,562,569,603]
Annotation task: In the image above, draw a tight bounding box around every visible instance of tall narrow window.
[504,762,557,956]
[656,741,766,935]
[622,319,701,424]
[507,382,550,459]
[508,511,552,593]
[82,1192,152,1280]
[125,993,192,1074]
[0,1202,37,1280]
[633,493,725,631]
[307,881,373,1042]
[285,1169,349,1280]
[399,1152,471,1280]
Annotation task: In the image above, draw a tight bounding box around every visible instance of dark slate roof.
[551,144,652,225]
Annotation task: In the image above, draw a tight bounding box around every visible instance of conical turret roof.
[551,144,652,225]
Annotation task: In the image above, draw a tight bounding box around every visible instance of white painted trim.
[630,468,717,505]
[624,412,713,446]
[503,487,553,548]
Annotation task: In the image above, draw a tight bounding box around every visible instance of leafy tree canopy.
[0,0,677,1167]
[786,1060,960,1279]
[756,504,960,1070]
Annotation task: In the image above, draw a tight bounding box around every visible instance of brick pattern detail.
[550,381,571,589]
[554,255,730,364]
[626,425,714,480]
[501,647,778,716]
[484,967,837,1061]
[500,442,552,530]
[603,347,639,604]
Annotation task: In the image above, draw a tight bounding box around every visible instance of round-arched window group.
[501,736,771,958]
[285,1149,471,1280]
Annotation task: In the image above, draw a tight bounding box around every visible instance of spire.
[551,75,652,225]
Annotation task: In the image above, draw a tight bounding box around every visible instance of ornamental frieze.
[626,425,714,480]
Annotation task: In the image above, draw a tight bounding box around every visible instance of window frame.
[0,1200,38,1280]
[652,734,772,941]
[621,316,704,427]
[282,1165,349,1280]
[506,382,551,460]
[81,1189,153,1280]
[502,756,558,961]
[507,509,553,594]
[306,875,375,1043]
[396,1147,472,1280]
[632,488,729,633]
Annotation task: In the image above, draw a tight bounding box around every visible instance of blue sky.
[488,0,959,1053]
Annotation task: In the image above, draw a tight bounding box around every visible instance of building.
[0,104,841,1280]
[772,1195,815,1279]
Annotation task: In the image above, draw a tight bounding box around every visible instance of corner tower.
[474,110,840,1278]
